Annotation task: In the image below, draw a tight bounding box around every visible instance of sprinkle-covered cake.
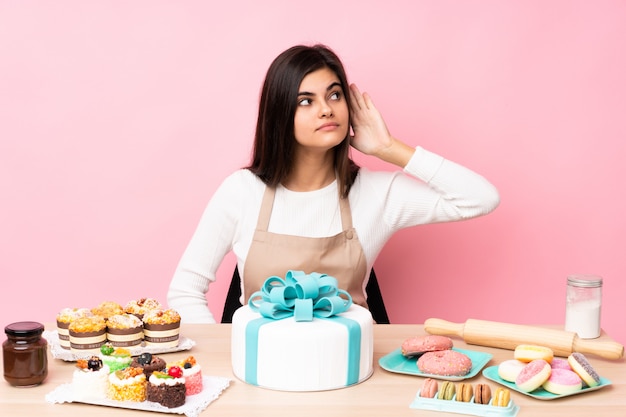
[100,343,132,372]
[68,316,107,354]
[171,356,203,395]
[56,308,93,350]
[107,367,147,402]
[71,356,110,401]
[130,352,166,379]
[125,298,162,320]
[106,313,143,347]
[147,366,186,408]
[143,309,181,348]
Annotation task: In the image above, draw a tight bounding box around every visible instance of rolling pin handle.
[423,318,464,338]
[573,335,624,360]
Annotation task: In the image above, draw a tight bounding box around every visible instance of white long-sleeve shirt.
[168,146,500,323]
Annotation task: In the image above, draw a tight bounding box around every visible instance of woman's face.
[293,67,349,153]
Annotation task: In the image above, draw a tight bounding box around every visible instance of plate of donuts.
[482,366,611,400]
[379,347,493,381]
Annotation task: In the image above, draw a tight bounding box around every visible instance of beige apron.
[243,185,369,309]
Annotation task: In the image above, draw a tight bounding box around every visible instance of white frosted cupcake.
[72,356,110,401]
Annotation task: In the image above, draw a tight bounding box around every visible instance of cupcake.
[68,316,107,354]
[171,356,203,395]
[143,309,181,348]
[147,366,186,408]
[106,314,143,347]
[100,343,132,372]
[130,352,166,379]
[56,308,93,350]
[71,356,110,401]
[107,367,147,402]
[91,301,124,320]
[125,298,162,320]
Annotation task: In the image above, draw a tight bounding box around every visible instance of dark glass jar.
[3,321,48,387]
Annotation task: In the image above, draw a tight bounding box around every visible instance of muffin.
[130,352,166,379]
[106,313,143,347]
[107,367,147,402]
[72,356,110,401]
[100,343,132,372]
[91,301,124,320]
[56,308,93,350]
[125,298,162,320]
[68,316,107,354]
[147,366,186,408]
[143,309,181,348]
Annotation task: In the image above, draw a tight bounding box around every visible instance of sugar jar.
[564,274,603,339]
[3,321,48,387]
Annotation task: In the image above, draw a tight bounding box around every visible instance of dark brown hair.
[246,44,359,198]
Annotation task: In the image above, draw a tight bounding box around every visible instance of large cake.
[231,271,374,391]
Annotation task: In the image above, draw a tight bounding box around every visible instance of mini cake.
[130,352,166,379]
[147,366,186,408]
[91,301,124,320]
[106,314,144,347]
[107,367,147,402]
[68,316,107,354]
[125,298,162,320]
[100,343,132,372]
[171,356,203,395]
[56,308,93,350]
[72,356,110,401]
[143,309,181,348]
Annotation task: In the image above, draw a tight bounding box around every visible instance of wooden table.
[1,323,624,416]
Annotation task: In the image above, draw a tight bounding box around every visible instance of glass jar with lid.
[564,274,603,339]
[3,321,48,387]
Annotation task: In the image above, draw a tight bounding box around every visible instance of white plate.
[45,375,231,417]
[44,330,196,361]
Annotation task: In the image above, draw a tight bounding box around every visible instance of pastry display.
[106,314,143,347]
[147,366,186,408]
[417,350,473,376]
[143,309,181,348]
[68,316,107,354]
[71,356,109,401]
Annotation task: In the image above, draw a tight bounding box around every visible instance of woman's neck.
[282,150,335,192]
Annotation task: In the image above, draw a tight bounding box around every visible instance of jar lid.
[4,321,45,337]
[567,274,603,288]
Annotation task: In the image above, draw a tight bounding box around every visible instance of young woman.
[167,44,500,323]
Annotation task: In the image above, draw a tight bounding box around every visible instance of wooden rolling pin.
[424,318,624,360]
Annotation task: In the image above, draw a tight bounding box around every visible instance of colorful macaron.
[474,383,492,404]
[419,378,438,398]
[437,381,456,401]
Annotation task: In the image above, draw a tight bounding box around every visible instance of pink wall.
[1,1,625,345]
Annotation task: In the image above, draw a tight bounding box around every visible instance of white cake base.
[231,305,373,391]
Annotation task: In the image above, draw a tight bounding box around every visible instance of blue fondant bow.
[248,270,352,321]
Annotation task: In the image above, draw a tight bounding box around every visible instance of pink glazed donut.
[515,359,551,392]
[417,350,472,376]
[542,368,583,395]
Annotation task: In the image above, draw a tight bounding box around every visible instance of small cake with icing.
[91,301,124,320]
[106,314,143,347]
[231,271,374,391]
[71,356,110,401]
[514,344,554,363]
[568,352,601,387]
[147,366,186,408]
[68,316,107,354]
[515,359,552,392]
[417,350,472,376]
[143,309,181,348]
[100,343,132,372]
[131,352,166,379]
[542,368,582,395]
[107,367,147,402]
[171,356,203,395]
[56,308,93,350]
[125,298,162,320]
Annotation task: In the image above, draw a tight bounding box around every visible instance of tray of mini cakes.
[47,298,195,361]
[482,344,612,400]
[45,347,231,416]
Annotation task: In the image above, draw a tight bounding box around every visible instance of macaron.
[497,359,526,383]
[401,335,453,357]
[417,350,473,376]
[515,359,552,392]
[568,352,601,387]
[474,383,491,404]
[542,368,583,395]
[420,378,438,398]
[455,382,473,402]
[493,387,511,407]
[437,381,456,400]
[514,344,554,363]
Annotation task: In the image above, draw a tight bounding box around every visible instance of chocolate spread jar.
[3,321,48,387]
